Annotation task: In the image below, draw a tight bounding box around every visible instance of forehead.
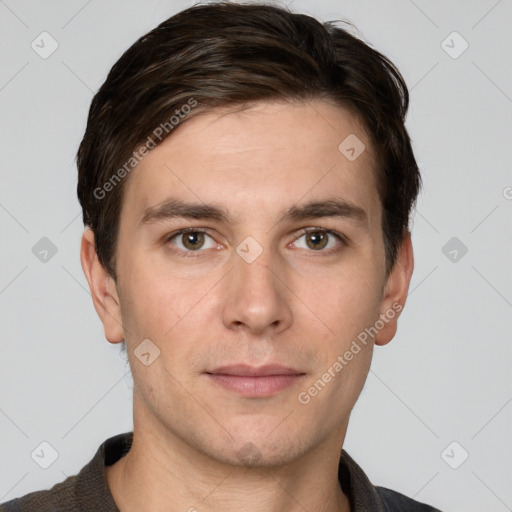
[121,100,380,228]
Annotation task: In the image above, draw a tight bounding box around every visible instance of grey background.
[0,1,511,510]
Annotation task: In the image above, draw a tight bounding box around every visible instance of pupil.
[307,232,327,250]
[184,232,204,250]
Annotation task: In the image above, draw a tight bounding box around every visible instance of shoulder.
[0,475,79,512]
[339,449,444,511]
[376,486,444,511]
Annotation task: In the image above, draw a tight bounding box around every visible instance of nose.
[222,246,293,336]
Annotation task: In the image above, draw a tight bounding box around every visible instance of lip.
[208,364,303,377]
[206,365,306,397]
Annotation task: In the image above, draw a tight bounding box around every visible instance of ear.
[374,232,414,346]
[80,228,124,344]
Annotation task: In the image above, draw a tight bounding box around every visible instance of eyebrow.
[285,199,367,225]
[140,199,232,225]
[140,197,367,227]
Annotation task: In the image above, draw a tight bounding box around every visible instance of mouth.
[205,364,306,397]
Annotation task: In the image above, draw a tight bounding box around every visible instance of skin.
[81,100,414,512]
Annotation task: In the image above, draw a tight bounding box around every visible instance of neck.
[106,401,351,512]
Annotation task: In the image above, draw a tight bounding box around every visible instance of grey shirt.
[0,432,443,511]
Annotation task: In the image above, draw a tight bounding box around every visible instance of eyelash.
[165,227,347,257]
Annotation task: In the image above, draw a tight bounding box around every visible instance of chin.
[201,423,311,469]
[216,441,303,468]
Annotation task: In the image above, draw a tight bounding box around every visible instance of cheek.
[119,257,200,336]
[119,265,217,377]
[297,266,383,339]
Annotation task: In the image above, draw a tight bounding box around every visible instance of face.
[84,100,412,468]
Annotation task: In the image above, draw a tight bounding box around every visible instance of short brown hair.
[77,1,420,280]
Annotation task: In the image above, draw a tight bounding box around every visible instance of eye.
[168,229,217,252]
[292,229,344,251]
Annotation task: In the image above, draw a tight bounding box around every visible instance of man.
[0,2,443,511]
